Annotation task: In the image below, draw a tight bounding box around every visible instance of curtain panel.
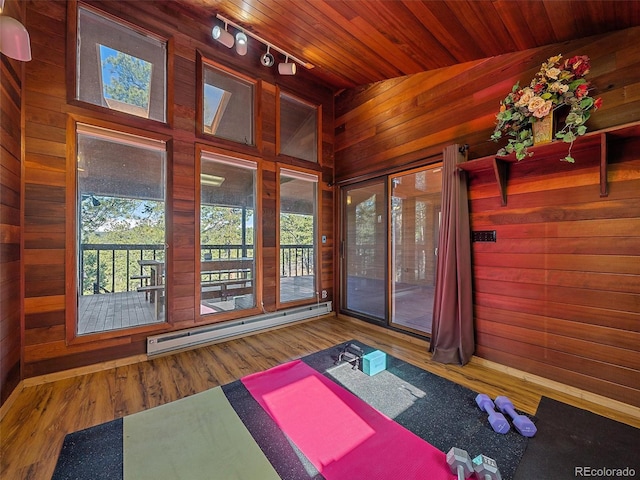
[429,144,474,365]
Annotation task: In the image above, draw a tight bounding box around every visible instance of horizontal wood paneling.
[334,28,640,408]
[335,27,640,181]
[467,140,640,407]
[183,0,640,90]
[21,0,334,377]
[0,0,24,406]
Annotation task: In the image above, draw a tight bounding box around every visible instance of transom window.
[76,5,167,122]
[200,58,255,145]
[278,91,319,163]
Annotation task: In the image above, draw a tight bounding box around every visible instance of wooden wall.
[335,27,640,407]
[20,0,334,378]
[335,27,640,181]
[468,131,640,408]
[0,0,25,406]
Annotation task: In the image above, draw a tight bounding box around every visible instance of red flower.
[566,55,591,77]
[533,82,545,93]
[575,83,589,99]
[594,97,603,109]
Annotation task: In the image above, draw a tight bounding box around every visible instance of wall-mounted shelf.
[459,121,640,206]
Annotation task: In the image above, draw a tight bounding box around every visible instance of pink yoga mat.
[242,359,454,480]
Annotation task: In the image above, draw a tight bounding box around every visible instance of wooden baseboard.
[22,353,148,388]
[471,356,640,424]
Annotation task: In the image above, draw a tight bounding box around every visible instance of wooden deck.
[79,277,433,335]
[78,276,319,334]
[78,291,163,335]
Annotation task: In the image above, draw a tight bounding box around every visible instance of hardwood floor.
[1,314,638,479]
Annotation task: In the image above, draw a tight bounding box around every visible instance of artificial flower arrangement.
[490,54,602,163]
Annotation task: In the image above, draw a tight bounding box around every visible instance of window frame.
[276,165,320,308]
[196,52,261,153]
[276,87,321,165]
[195,144,263,323]
[65,116,172,344]
[68,1,172,126]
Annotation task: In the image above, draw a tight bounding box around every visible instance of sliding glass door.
[340,165,441,335]
[390,166,442,334]
[341,180,387,322]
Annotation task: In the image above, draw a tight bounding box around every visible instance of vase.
[532,112,554,145]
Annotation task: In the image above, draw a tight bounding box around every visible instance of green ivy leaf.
[577,125,587,136]
[580,97,594,109]
[563,131,576,143]
[563,155,575,163]
[569,78,587,89]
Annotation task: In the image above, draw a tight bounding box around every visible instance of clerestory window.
[76,4,167,122]
[278,90,319,163]
[198,57,256,146]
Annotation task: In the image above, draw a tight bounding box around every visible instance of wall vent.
[147,301,332,356]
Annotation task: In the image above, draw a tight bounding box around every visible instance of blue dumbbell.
[475,394,510,434]
[494,396,537,437]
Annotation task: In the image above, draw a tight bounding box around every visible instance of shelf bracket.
[493,157,510,206]
[600,133,608,197]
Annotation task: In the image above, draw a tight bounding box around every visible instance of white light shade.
[0,15,32,61]
[278,61,296,75]
[212,25,234,48]
[235,32,247,56]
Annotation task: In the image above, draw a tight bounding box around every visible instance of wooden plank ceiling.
[179,0,640,91]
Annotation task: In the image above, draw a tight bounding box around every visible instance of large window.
[200,59,255,145]
[278,91,319,163]
[279,168,318,303]
[76,5,167,122]
[76,124,167,335]
[199,152,257,315]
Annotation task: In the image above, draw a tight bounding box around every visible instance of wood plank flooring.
[1,314,638,479]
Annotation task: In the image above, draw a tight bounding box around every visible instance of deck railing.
[80,243,314,295]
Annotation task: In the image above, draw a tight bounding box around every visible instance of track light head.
[212,24,234,48]
[235,32,248,55]
[278,56,296,75]
[260,46,274,67]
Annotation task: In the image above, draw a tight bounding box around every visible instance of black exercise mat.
[514,396,640,480]
[52,417,123,480]
[302,340,532,480]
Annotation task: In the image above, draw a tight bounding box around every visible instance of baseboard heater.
[147,301,332,356]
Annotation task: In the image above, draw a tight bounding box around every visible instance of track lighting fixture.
[260,46,275,67]
[235,31,248,55]
[212,23,234,48]
[278,55,297,75]
[214,14,313,75]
